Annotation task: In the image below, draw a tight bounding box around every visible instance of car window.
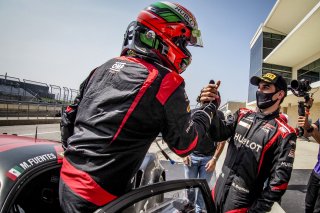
[121,189,202,213]
[96,179,214,213]
[6,165,62,213]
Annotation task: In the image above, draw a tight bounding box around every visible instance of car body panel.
[0,134,165,213]
[0,134,64,212]
[95,179,215,213]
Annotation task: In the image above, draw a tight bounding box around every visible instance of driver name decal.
[20,153,56,170]
[6,153,57,181]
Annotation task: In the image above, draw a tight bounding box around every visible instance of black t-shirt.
[193,110,225,156]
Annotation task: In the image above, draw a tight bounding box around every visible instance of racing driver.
[59,2,220,213]
[199,72,297,213]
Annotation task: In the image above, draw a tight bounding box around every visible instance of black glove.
[194,80,220,123]
[60,104,78,150]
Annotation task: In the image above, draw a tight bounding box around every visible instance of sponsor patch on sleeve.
[280,161,293,168]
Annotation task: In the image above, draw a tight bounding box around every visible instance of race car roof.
[0,134,60,152]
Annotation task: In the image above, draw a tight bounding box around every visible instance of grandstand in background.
[0,73,78,119]
[0,73,78,103]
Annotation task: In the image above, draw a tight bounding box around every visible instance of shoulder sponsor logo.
[110,62,126,73]
[234,133,262,152]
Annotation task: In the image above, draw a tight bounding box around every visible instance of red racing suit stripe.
[225,208,249,213]
[272,182,288,191]
[111,57,158,143]
[156,71,183,105]
[211,183,216,200]
[257,131,281,174]
[61,158,117,206]
[172,133,198,155]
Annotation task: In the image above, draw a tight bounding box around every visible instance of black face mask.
[256,90,278,109]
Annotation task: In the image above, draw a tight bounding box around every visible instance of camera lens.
[290,80,300,90]
[289,79,311,97]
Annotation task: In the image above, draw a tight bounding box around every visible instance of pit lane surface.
[0,124,317,212]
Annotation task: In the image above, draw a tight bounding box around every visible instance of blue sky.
[0,0,276,106]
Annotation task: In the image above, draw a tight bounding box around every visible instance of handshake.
[197,80,221,119]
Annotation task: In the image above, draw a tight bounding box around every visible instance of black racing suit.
[193,110,225,156]
[59,56,216,212]
[210,108,297,213]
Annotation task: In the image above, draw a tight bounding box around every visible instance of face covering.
[256,90,278,109]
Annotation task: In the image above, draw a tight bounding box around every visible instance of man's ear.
[278,90,285,100]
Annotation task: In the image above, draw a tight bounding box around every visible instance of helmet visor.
[180,58,191,73]
[189,29,203,47]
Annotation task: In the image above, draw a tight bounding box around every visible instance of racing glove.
[60,102,78,150]
[200,79,220,121]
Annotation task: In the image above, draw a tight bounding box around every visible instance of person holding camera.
[297,98,320,213]
[199,72,297,213]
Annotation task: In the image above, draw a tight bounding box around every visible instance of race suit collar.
[256,108,280,120]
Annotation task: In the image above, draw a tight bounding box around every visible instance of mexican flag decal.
[6,165,24,181]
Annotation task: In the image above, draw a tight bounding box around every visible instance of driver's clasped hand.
[197,80,221,120]
[199,80,221,104]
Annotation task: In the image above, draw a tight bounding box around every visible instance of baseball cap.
[250,72,287,95]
